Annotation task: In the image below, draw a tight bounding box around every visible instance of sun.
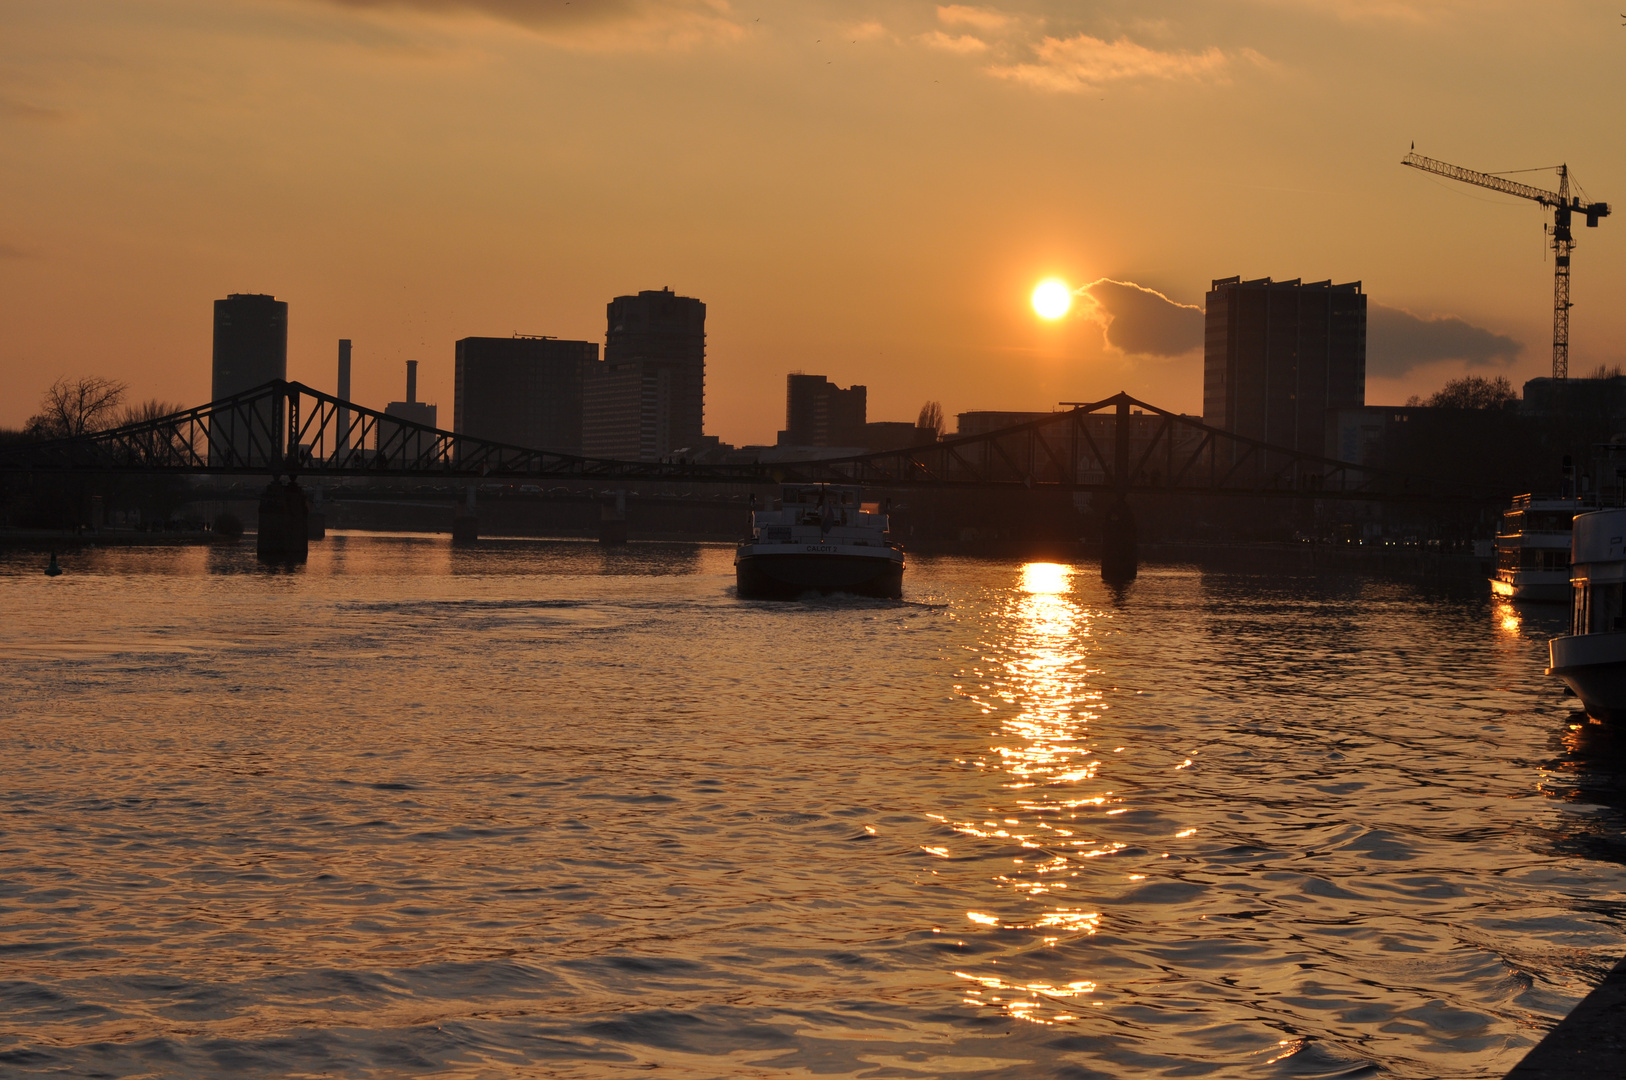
[1032,279,1072,320]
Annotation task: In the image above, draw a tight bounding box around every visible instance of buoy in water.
[45,552,62,577]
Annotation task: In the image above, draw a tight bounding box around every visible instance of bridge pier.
[307,484,326,541]
[257,479,309,564]
[452,484,478,543]
[599,489,628,545]
[1100,497,1138,583]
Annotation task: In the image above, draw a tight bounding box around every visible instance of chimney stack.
[337,340,352,401]
[406,360,418,404]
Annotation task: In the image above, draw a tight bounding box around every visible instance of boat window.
[1590,583,1626,634]
[1525,511,1575,533]
[1521,548,1571,570]
[1574,585,1589,636]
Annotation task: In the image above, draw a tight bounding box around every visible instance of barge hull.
[736,552,903,599]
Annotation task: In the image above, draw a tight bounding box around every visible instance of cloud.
[1079,279,1203,358]
[1246,0,1479,24]
[921,31,989,54]
[937,4,1013,32]
[1367,304,1521,376]
[311,0,744,49]
[0,242,32,259]
[0,94,70,123]
[989,33,1233,92]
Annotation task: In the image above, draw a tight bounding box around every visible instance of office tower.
[209,293,287,466]
[336,339,352,456]
[1203,276,1366,457]
[583,288,705,460]
[781,374,867,447]
[383,361,438,459]
[454,336,599,453]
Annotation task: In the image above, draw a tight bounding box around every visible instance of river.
[2,534,1623,1078]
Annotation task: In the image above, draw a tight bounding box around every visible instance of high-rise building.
[781,374,867,447]
[454,336,599,453]
[209,293,287,466]
[1203,276,1366,457]
[583,288,705,460]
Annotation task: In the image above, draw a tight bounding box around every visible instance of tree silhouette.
[1416,375,1516,410]
[916,400,945,441]
[25,376,129,438]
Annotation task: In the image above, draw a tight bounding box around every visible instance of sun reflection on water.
[945,560,1114,1023]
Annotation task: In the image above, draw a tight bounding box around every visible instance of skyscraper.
[454,336,599,453]
[781,374,867,447]
[583,288,705,460]
[209,293,287,466]
[1203,276,1366,457]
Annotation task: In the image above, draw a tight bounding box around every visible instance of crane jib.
[1402,149,1609,381]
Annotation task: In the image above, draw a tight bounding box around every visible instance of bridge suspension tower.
[1402,148,1610,379]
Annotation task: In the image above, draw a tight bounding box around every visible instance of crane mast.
[1402,150,1610,379]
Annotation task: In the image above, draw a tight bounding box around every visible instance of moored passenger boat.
[1492,494,1583,602]
[736,485,904,599]
[1548,507,1626,721]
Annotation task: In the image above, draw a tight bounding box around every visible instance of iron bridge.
[0,380,1482,502]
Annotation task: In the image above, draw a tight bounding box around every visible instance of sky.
[2,0,1624,445]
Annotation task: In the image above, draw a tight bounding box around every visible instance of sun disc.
[1032,279,1071,320]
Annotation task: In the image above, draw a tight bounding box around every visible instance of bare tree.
[25,376,129,438]
[915,400,945,441]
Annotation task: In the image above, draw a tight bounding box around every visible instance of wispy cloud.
[917,6,1252,93]
[0,94,71,123]
[936,4,1014,33]
[990,34,1235,92]
[1248,0,1479,25]
[921,31,989,54]
[310,0,745,50]
[0,241,36,259]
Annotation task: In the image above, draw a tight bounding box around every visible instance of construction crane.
[1402,149,1610,379]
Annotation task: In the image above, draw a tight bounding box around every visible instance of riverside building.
[454,335,599,454]
[583,288,706,460]
[1203,276,1366,457]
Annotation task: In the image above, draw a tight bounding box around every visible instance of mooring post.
[1101,395,1138,583]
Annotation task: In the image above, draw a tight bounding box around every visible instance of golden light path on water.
[949,562,1113,1025]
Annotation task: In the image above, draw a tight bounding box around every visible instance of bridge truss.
[0,380,1476,502]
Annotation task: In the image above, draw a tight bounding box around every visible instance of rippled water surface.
[3,534,1626,1078]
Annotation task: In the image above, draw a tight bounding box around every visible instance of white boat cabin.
[1568,508,1626,634]
[750,486,892,546]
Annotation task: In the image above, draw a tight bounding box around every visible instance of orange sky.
[3,1,1624,444]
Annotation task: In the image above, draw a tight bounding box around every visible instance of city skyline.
[2,1,1623,444]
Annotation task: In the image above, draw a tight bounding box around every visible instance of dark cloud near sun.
[1079,278,1203,358]
[1077,283,1519,374]
[1366,304,1520,376]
